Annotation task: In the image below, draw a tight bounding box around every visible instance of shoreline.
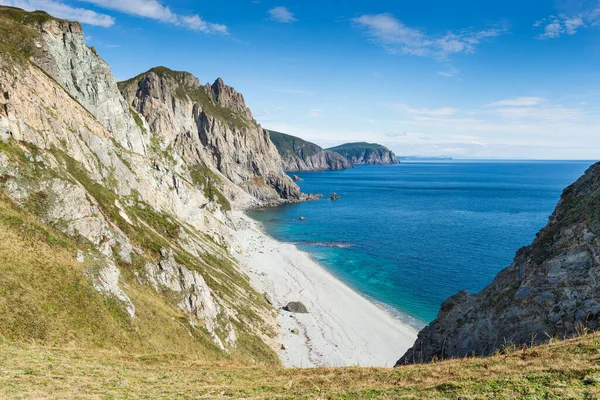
[231,211,418,368]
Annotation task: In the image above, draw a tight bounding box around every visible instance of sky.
[2,0,600,159]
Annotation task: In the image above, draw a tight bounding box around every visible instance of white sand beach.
[231,211,418,368]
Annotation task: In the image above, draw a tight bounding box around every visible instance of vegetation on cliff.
[328,142,398,165]
[399,161,600,364]
[268,130,353,172]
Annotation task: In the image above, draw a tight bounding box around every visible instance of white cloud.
[437,67,460,77]
[395,104,459,116]
[0,0,115,26]
[485,97,547,107]
[78,0,228,34]
[308,109,323,118]
[534,4,600,40]
[268,6,296,23]
[382,96,597,158]
[351,13,507,59]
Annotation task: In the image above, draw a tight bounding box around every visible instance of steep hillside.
[328,142,398,165]
[268,130,353,171]
[0,5,306,364]
[399,161,600,364]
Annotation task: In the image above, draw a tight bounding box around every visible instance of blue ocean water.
[247,161,596,326]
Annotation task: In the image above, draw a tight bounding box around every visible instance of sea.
[247,160,597,328]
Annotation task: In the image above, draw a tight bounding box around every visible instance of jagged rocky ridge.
[328,142,398,165]
[118,68,301,204]
[268,130,353,172]
[0,6,308,363]
[398,162,600,365]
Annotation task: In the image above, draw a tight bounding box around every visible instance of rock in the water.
[299,216,307,221]
[292,175,303,182]
[284,301,308,313]
[330,193,340,201]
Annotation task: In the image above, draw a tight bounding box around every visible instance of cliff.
[0,5,307,364]
[268,130,353,172]
[328,142,398,165]
[118,68,300,205]
[398,161,600,364]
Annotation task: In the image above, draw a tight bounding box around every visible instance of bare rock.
[284,301,308,313]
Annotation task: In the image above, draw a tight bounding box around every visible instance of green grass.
[327,142,394,161]
[189,165,231,211]
[129,107,146,133]
[0,6,59,64]
[1,331,600,398]
[268,130,323,158]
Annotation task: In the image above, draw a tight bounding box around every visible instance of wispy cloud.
[438,67,460,77]
[78,0,228,34]
[485,97,547,107]
[351,13,507,59]
[534,15,586,39]
[534,2,600,39]
[268,6,296,23]
[0,0,115,26]
[308,109,323,118]
[395,104,459,116]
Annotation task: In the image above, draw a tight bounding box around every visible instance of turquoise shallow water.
[247,161,596,326]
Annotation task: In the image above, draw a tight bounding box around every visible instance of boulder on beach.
[330,192,340,200]
[284,301,308,313]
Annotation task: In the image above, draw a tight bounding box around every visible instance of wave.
[291,241,354,249]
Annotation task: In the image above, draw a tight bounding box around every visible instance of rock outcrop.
[398,162,600,365]
[328,142,398,165]
[118,68,301,205]
[268,130,353,172]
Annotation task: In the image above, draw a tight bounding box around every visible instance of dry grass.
[0,188,275,365]
[1,333,600,399]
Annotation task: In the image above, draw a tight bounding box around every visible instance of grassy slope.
[0,134,276,365]
[328,142,391,155]
[268,130,323,158]
[1,333,600,399]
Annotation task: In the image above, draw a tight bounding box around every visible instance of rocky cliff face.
[268,130,353,172]
[398,162,600,364]
[328,142,398,165]
[0,6,299,363]
[118,68,300,205]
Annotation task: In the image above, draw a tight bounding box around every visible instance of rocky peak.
[2,7,149,155]
[211,77,253,120]
[119,66,301,205]
[398,162,600,365]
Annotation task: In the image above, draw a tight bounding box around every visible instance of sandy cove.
[231,211,418,368]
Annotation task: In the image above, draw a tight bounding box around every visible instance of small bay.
[247,160,596,326]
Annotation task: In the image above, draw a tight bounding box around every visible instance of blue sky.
[2,0,600,159]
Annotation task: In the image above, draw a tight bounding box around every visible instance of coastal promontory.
[268,130,353,172]
[328,142,398,165]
